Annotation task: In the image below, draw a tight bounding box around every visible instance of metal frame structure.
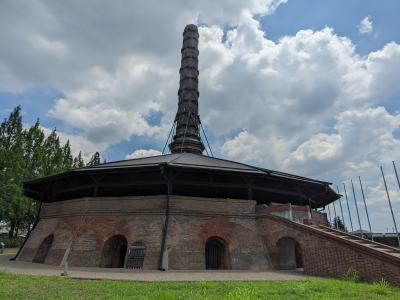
[23,153,339,208]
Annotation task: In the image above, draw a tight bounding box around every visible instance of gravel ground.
[0,254,314,281]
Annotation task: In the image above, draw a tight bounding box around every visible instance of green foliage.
[0,236,24,248]
[373,236,400,248]
[343,268,360,282]
[73,151,85,168]
[332,216,347,232]
[87,151,101,167]
[0,273,400,300]
[0,106,93,238]
[374,278,390,288]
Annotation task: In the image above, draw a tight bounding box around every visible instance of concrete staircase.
[310,224,400,263]
[266,214,400,266]
[263,214,400,284]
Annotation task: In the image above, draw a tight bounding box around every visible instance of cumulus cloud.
[0,0,288,151]
[284,107,400,176]
[1,0,400,231]
[358,16,373,34]
[40,126,101,161]
[125,149,162,159]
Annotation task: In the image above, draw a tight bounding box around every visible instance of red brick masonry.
[18,196,400,284]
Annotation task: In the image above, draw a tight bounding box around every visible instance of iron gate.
[205,239,224,269]
[126,241,146,269]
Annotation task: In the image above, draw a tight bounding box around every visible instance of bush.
[373,236,399,248]
[0,236,24,248]
[374,278,390,287]
[343,268,360,282]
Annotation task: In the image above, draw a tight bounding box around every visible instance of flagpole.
[336,185,346,230]
[380,165,400,247]
[358,176,373,240]
[343,182,354,233]
[351,179,363,237]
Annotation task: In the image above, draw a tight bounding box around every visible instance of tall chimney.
[169,24,205,154]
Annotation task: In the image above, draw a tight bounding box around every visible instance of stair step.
[384,249,400,254]
[305,224,400,259]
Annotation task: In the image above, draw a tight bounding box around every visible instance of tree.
[87,152,101,167]
[0,106,91,237]
[42,129,64,175]
[0,107,27,238]
[62,140,74,170]
[73,151,85,168]
[332,216,347,232]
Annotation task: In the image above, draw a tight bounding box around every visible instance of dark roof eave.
[23,164,163,185]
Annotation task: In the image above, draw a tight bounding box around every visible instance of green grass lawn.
[0,272,399,300]
[2,247,18,254]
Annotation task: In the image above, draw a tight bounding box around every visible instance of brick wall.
[18,195,400,285]
[167,197,268,270]
[18,196,269,270]
[256,209,400,285]
[18,196,167,268]
[311,210,328,225]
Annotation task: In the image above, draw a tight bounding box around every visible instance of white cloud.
[125,149,162,159]
[1,1,400,231]
[0,0,288,151]
[284,107,400,176]
[358,16,373,34]
[221,131,290,166]
[40,126,102,161]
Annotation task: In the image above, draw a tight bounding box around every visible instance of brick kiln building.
[16,25,400,284]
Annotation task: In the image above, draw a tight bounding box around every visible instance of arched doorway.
[295,241,303,268]
[276,237,303,270]
[33,234,54,263]
[205,236,230,270]
[100,235,128,268]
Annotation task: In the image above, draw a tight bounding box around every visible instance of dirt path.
[0,254,314,281]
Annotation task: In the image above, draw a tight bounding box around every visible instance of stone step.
[309,225,400,258]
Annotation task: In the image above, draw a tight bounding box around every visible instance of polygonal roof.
[23,152,339,207]
[74,152,330,185]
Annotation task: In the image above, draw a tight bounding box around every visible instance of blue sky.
[263,0,400,54]
[1,0,400,232]
[2,0,400,160]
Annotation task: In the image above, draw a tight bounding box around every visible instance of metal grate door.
[126,241,146,269]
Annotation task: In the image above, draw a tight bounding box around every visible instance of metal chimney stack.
[169,24,205,154]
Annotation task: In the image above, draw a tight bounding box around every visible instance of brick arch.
[205,236,231,269]
[199,218,235,248]
[265,228,308,270]
[269,230,306,249]
[100,234,128,268]
[33,234,54,264]
[276,236,303,269]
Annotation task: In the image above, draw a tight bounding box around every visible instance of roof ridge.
[181,152,262,169]
[87,152,175,168]
[168,152,185,164]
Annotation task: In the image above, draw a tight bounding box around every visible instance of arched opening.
[126,240,146,269]
[295,241,303,268]
[205,236,230,270]
[276,237,303,270]
[33,234,54,263]
[100,235,128,268]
